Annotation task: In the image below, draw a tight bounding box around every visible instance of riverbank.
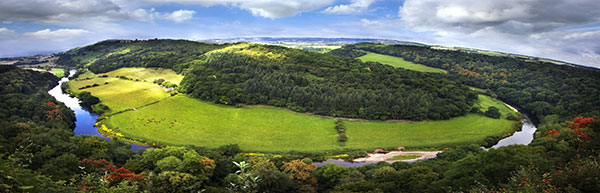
[353,150,443,163]
[48,70,150,151]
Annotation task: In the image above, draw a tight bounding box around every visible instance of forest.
[1,40,599,192]
[330,43,600,123]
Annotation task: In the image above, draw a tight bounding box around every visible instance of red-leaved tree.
[569,117,595,129]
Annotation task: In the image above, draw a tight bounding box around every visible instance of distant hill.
[200,37,426,46]
[200,37,586,68]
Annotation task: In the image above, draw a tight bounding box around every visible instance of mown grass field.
[104,95,339,152]
[344,114,515,150]
[74,67,517,152]
[104,95,515,152]
[101,67,184,84]
[51,68,65,77]
[357,52,447,73]
[473,94,515,118]
[67,68,182,112]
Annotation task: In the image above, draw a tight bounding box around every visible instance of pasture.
[51,68,65,77]
[357,52,447,73]
[67,68,182,113]
[72,67,517,152]
[473,94,516,118]
[104,95,339,152]
[105,95,515,151]
[343,114,515,150]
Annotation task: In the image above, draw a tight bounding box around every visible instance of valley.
[3,38,599,193]
[59,44,520,152]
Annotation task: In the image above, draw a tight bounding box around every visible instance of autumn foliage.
[569,117,595,129]
[547,129,560,136]
[45,101,57,108]
[105,167,145,183]
[81,158,144,183]
[570,129,591,141]
[44,101,62,120]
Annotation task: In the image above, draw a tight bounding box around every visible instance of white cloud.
[160,10,195,23]
[323,0,376,14]
[0,28,101,57]
[400,0,600,68]
[360,18,383,28]
[0,27,15,35]
[24,29,91,40]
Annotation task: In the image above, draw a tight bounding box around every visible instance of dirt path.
[353,151,443,163]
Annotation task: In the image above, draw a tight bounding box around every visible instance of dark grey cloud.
[0,0,124,23]
[400,0,600,67]
[401,0,600,34]
[0,0,196,24]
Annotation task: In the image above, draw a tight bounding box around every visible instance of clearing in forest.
[358,51,447,73]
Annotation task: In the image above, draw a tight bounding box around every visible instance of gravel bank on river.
[353,151,443,163]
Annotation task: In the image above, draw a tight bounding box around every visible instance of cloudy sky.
[1,0,599,68]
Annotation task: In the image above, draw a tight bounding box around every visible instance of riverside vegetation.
[1,39,599,192]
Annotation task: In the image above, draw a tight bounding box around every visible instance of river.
[48,70,149,152]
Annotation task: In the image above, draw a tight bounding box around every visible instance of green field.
[70,67,517,152]
[104,95,339,152]
[100,67,184,84]
[51,68,65,77]
[473,94,515,118]
[104,95,515,152]
[67,68,182,113]
[344,114,515,150]
[358,52,447,73]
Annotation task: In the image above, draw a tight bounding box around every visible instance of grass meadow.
[358,52,447,73]
[473,94,516,118]
[344,114,515,150]
[67,68,182,112]
[71,67,517,152]
[51,68,65,77]
[104,95,340,152]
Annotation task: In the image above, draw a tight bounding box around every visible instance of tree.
[143,171,202,193]
[484,106,501,119]
[77,91,100,108]
[313,163,351,190]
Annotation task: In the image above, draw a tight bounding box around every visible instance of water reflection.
[48,70,149,152]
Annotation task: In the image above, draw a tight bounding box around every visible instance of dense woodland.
[331,43,600,122]
[2,40,600,192]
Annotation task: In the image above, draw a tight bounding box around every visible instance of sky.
[0,0,599,68]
